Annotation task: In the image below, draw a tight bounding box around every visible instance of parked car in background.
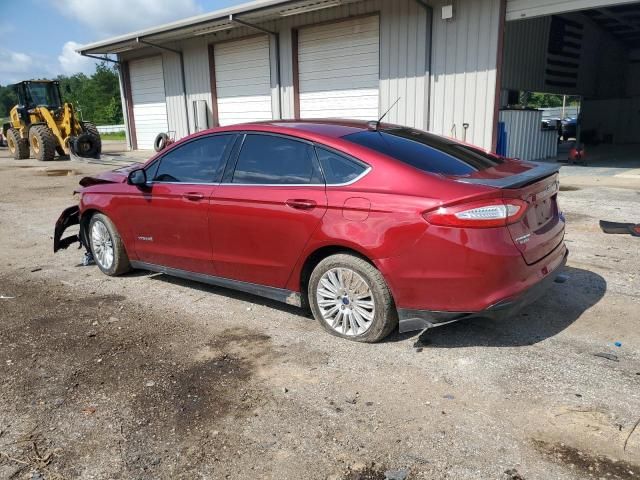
[54,120,567,342]
[561,117,577,141]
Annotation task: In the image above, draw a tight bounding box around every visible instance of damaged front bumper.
[53,205,84,252]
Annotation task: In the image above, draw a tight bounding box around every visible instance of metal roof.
[77,0,349,54]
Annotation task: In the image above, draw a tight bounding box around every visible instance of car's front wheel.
[88,213,131,276]
[308,253,397,343]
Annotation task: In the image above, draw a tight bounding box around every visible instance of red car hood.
[79,163,142,187]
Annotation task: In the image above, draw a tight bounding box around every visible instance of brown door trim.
[291,28,300,119]
[120,61,138,150]
[208,44,220,127]
[492,0,507,153]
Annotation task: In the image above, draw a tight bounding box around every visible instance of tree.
[1,62,123,125]
[0,85,18,118]
[58,62,123,124]
[520,92,581,109]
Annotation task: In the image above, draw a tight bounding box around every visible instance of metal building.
[78,0,639,156]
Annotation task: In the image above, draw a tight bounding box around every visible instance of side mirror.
[127,168,147,187]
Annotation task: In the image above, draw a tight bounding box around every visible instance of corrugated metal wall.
[429,0,502,149]
[502,17,550,92]
[121,0,503,150]
[499,110,557,160]
[121,0,433,141]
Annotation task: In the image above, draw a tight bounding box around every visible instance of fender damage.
[53,205,85,252]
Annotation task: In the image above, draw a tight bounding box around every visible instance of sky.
[0,0,248,85]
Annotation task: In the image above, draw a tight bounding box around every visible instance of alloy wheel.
[316,267,375,336]
[91,220,114,269]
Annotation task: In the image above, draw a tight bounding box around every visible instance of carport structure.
[77,0,639,157]
[500,0,640,160]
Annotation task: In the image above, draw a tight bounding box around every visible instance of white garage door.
[298,15,380,120]
[129,56,168,150]
[214,35,273,126]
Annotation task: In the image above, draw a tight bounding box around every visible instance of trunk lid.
[457,160,565,265]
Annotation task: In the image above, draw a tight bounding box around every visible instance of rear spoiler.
[456,162,560,189]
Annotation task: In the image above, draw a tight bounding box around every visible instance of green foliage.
[0,62,123,125]
[520,92,580,109]
[57,62,123,125]
[0,85,17,118]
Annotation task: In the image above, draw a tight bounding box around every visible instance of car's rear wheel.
[308,253,397,343]
[88,213,131,276]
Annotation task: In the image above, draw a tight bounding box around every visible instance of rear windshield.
[343,127,503,175]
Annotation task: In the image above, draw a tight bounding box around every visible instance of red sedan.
[54,120,567,342]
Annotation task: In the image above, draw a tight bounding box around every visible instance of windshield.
[343,127,504,176]
[25,83,61,109]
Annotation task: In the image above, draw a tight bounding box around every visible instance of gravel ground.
[0,149,639,480]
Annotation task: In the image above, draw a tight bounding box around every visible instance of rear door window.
[232,134,322,185]
[315,147,367,184]
[343,128,503,175]
[152,134,234,183]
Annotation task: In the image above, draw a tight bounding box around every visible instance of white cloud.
[0,49,35,84]
[52,0,202,38]
[0,50,33,73]
[0,42,101,84]
[58,41,97,75]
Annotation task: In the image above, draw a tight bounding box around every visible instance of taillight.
[424,198,528,228]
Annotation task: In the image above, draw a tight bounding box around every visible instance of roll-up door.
[128,56,169,150]
[297,15,380,120]
[214,35,273,126]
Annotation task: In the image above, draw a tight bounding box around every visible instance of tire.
[81,122,102,155]
[28,125,56,161]
[308,253,397,343]
[88,213,131,276]
[154,132,169,152]
[7,128,29,159]
[74,133,100,158]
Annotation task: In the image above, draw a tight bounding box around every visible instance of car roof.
[220,119,373,138]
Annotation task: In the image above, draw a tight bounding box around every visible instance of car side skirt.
[130,261,303,308]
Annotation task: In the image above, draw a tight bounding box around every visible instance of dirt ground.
[0,148,639,480]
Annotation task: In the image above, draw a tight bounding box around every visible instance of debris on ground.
[384,468,409,480]
[504,468,525,479]
[599,220,640,237]
[593,352,619,362]
[624,417,640,452]
[82,252,95,266]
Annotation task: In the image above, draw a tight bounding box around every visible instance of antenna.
[369,97,401,131]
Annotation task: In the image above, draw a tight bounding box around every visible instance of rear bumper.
[398,246,568,333]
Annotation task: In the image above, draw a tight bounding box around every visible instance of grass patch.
[100,131,126,141]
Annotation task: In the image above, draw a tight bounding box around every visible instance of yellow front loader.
[2,80,101,161]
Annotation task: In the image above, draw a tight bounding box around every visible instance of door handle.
[183,192,205,201]
[286,199,317,210]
